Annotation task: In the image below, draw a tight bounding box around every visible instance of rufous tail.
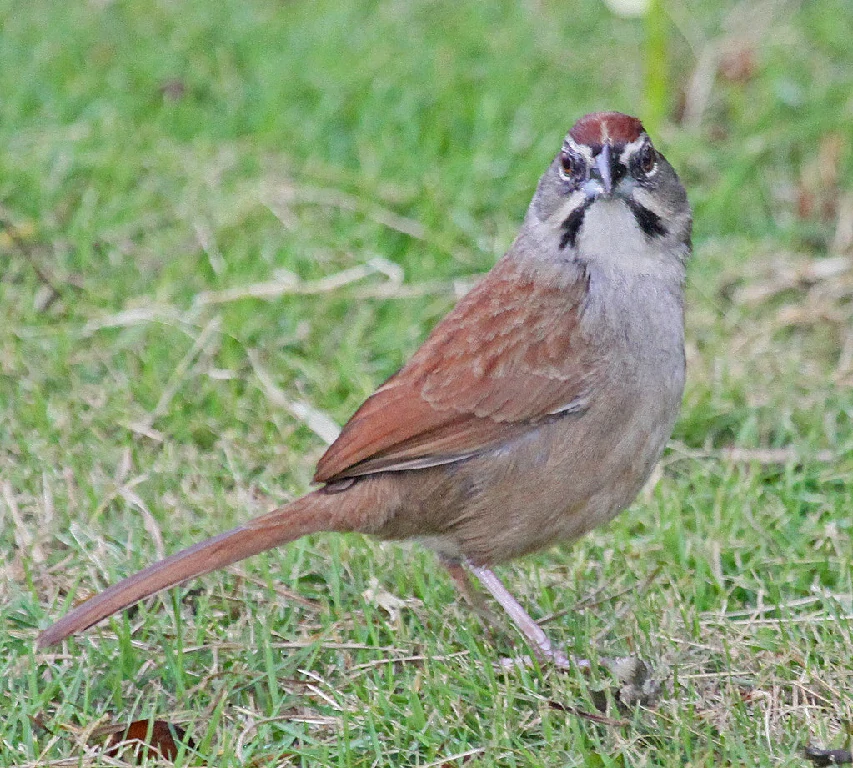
[37,488,359,648]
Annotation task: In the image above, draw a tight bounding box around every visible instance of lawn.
[2,0,852,765]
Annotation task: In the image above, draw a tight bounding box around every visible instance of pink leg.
[466,563,589,671]
[441,559,503,628]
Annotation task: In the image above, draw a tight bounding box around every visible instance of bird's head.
[529,112,692,266]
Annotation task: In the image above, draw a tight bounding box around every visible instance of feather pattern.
[315,254,599,482]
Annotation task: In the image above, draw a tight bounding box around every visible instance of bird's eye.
[637,143,656,175]
[559,150,584,181]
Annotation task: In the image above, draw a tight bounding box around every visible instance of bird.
[38,112,692,668]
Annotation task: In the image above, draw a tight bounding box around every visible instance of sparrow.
[38,112,692,668]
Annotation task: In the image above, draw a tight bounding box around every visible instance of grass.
[2,0,852,764]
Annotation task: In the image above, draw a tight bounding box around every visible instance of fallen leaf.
[105,719,193,763]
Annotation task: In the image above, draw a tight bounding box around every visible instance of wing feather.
[314,255,597,483]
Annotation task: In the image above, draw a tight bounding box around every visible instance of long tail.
[37,489,358,648]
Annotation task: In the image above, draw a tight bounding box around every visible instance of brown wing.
[314,255,597,483]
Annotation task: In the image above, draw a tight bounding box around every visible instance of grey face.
[532,133,692,255]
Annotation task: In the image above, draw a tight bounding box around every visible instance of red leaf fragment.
[105,719,193,763]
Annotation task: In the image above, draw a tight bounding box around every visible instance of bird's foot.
[463,564,593,672]
[497,650,591,672]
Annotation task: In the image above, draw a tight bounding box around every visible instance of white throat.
[575,199,667,275]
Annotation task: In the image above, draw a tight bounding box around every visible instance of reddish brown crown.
[569,112,644,145]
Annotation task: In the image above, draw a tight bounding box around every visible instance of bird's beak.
[593,143,613,195]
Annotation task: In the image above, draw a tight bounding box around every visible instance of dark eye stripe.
[626,198,668,238]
